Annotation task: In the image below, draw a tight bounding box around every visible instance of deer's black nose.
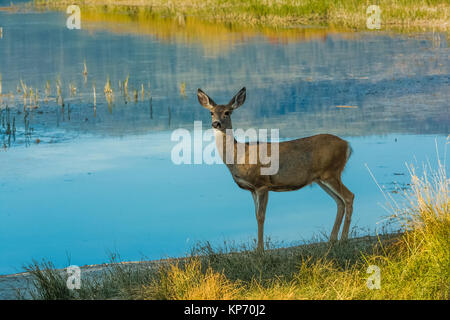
[212,121,221,129]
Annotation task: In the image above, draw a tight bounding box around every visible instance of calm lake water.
[0,10,448,274]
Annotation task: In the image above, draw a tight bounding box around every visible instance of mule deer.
[197,87,354,252]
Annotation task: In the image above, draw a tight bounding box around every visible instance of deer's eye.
[224,111,230,116]
[210,112,214,116]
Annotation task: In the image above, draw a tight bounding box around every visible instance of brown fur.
[198,88,354,252]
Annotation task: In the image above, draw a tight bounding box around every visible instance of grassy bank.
[32,0,449,32]
[23,160,449,300]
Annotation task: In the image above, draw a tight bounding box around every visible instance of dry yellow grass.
[140,259,242,300]
[34,0,450,32]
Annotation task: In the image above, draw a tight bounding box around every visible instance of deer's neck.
[214,129,237,166]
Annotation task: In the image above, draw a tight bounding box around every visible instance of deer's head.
[197,87,246,132]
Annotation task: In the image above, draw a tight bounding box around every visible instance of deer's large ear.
[197,88,216,110]
[228,87,246,110]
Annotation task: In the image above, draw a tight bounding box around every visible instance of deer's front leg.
[251,188,269,253]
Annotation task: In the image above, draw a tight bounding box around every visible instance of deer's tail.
[346,143,353,162]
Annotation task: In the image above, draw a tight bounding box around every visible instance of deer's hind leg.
[317,181,345,242]
[339,183,354,240]
[319,177,354,241]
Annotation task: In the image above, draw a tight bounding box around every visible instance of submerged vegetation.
[23,159,449,299]
[0,63,162,149]
[33,0,450,32]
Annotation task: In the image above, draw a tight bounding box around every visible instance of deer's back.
[229,134,350,192]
